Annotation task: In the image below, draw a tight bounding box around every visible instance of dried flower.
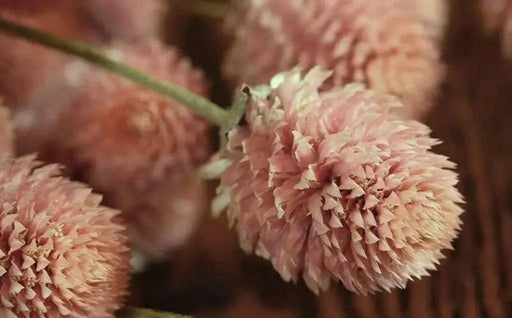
[0,103,14,159]
[58,40,211,193]
[223,0,444,118]
[87,0,167,41]
[0,156,130,317]
[207,68,463,294]
[34,40,212,257]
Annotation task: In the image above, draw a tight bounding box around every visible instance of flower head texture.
[208,68,463,294]
[58,40,211,192]
[0,103,14,159]
[223,0,444,119]
[0,156,130,318]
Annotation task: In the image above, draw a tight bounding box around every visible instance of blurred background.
[1,0,511,317]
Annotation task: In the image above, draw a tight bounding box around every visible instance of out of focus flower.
[0,102,14,158]
[207,67,463,294]
[59,40,211,193]
[223,0,444,118]
[18,40,212,257]
[0,156,130,317]
[87,0,167,41]
[0,1,103,108]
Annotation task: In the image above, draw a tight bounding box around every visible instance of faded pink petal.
[0,156,130,317]
[209,67,463,295]
[223,0,444,119]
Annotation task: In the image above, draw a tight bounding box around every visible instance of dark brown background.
[127,0,512,317]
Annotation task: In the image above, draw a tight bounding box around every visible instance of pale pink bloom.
[21,40,212,257]
[58,40,211,193]
[0,103,14,159]
[207,68,463,294]
[87,0,167,41]
[223,0,444,118]
[0,156,130,318]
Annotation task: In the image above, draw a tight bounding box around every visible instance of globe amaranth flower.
[206,67,463,294]
[0,156,130,317]
[223,0,444,119]
[49,40,212,257]
[87,0,167,41]
[0,103,14,159]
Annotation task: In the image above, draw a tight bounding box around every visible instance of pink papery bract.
[209,67,463,294]
[0,156,130,317]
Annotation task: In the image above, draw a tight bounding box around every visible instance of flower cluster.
[208,68,463,294]
[223,0,444,118]
[0,156,130,317]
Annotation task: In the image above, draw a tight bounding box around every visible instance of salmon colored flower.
[223,0,444,118]
[207,68,463,294]
[0,156,130,317]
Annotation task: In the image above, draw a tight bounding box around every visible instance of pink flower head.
[87,0,167,41]
[0,103,14,159]
[207,67,463,294]
[51,40,211,256]
[0,156,130,317]
[223,0,444,118]
[59,40,211,192]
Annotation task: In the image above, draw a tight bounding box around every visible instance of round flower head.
[223,0,444,119]
[58,40,211,192]
[0,103,14,159]
[0,156,130,317]
[207,67,463,294]
[51,40,211,256]
[87,0,167,41]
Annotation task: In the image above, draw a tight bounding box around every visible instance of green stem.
[118,307,191,318]
[0,17,231,127]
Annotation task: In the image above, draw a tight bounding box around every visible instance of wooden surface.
[132,0,512,317]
